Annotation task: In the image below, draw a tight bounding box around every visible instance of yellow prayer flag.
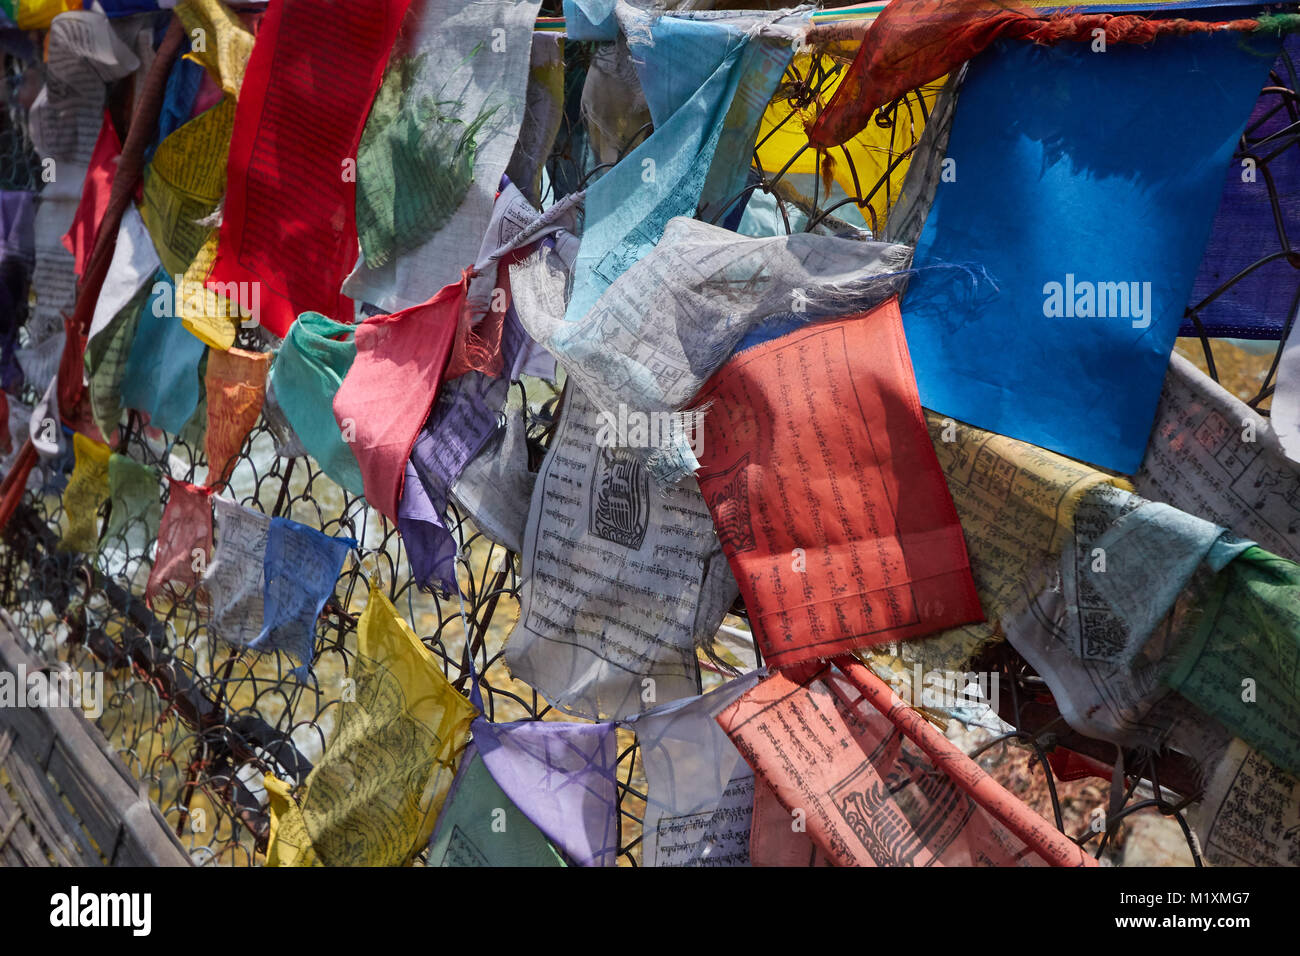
[59,432,111,554]
[756,53,940,234]
[266,582,478,866]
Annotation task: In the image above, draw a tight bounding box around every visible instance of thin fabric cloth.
[1003,485,1253,754]
[342,0,545,313]
[104,453,161,551]
[513,216,912,481]
[145,477,212,608]
[506,384,736,720]
[719,662,1096,867]
[62,109,120,278]
[84,207,160,441]
[256,518,355,673]
[1183,35,1300,339]
[471,714,619,867]
[204,347,269,489]
[332,279,460,523]
[268,311,364,496]
[563,9,803,324]
[121,271,205,435]
[208,0,412,336]
[628,671,763,867]
[1163,546,1300,776]
[450,399,534,555]
[401,366,511,593]
[903,33,1279,473]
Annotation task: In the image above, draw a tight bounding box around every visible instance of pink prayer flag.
[332,280,461,522]
[146,477,214,609]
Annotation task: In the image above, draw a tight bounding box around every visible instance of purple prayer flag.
[473,715,620,867]
[396,222,551,593]
[400,369,512,594]
[398,459,459,595]
[1183,36,1300,340]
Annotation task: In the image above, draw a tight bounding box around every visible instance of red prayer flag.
[207,0,413,336]
[693,298,982,668]
[146,477,214,608]
[62,109,122,278]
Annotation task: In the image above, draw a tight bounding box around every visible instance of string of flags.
[3,0,1300,867]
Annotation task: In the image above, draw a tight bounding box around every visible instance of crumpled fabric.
[534,216,913,412]
[396,459,457,595]
[263,772,322,868]
[59,431,111,553]
[61,109,120,278]
[332,281,459,522]
[472,714,619,867]
[121,271,207,435]
[620,4,802,227]
[506,383,737,719]
[29,376,63,463]
[403,369,512,587]
[204,347,270,489]
[513,215,912,480]
[255,517,355,672]
[1004,484,1254,753]
[85,206,162,441]
[354,49,492,270]
[146,476,213,608]
[807,0,1267,148]
[267,311,364,496]
[341,0,544,314]
[563,12,753,324]
[202,497,270,649]
[104,453,161,552]
[261,378,308,459]
[581,35,647,168]
[504,32,565,207]
[1163,546,1300,777]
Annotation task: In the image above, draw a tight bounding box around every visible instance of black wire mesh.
[2,26,1292,867]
